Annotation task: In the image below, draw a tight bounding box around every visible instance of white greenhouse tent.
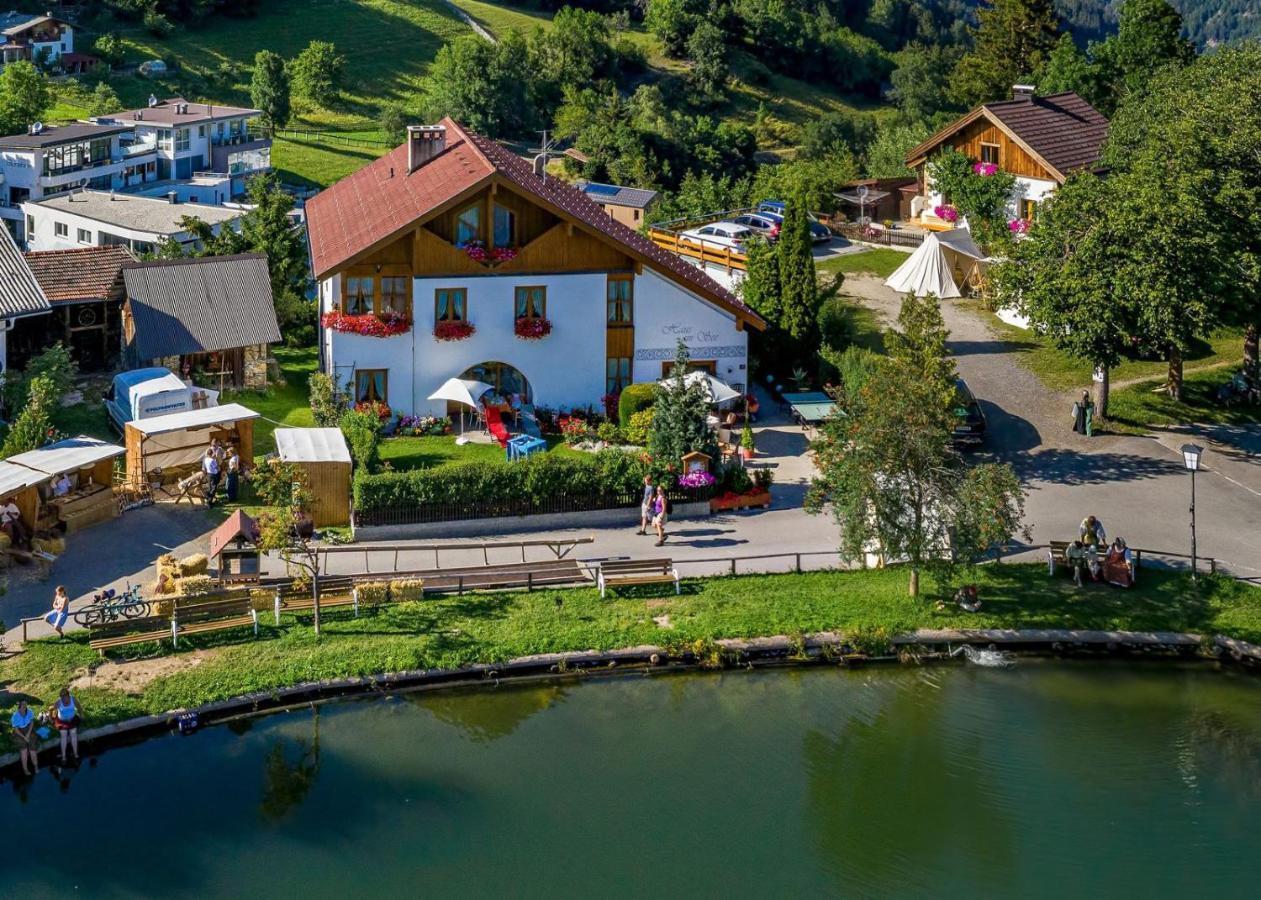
[885,229,988,299]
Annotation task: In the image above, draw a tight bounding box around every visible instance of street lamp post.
[1180,443,1203,579]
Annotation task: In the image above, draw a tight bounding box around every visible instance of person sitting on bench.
[1065,541,1088,586]
[52,472,72,497]
[1,499,30,549]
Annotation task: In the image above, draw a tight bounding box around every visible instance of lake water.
[5,662,1261,898]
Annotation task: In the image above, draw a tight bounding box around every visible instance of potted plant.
[740,422,755,461]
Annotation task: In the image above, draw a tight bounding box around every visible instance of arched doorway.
[460,361,533,404]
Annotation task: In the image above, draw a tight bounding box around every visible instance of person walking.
[52,688,81,764]
[225,447,241,503]
[652,486,669,547]
[44,585,70,638]
[10,700,39,775]
[202,448,221,506]
[637,475,654,535]
[1072,391,1094,437]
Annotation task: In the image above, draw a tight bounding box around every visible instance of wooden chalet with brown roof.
[905,86,1110,228]
[306,119,762,418]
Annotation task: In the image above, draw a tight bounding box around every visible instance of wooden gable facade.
[330,177,638,315]
[909,111,1060,195]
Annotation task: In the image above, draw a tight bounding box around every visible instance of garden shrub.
[617,382,656,425]
[353,449,651,512]
[625,408,654,445]
[339,408,382,472]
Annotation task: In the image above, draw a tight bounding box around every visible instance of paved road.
[844,275,1261,578]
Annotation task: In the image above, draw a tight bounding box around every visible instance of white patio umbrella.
[427,377,493,443]
[658,370,742,406]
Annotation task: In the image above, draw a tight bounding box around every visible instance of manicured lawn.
[380,433,580,471]
[52,396,114,442]
[3,564,1258,739]
[1106,368,1261,432]
[221,345,318,459]
[982,309,1247,395]
[818,248,909,280]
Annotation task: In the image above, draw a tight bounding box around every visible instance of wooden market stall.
[274,427,352,527]
[210,508,261,585]
[124,403,258,492]
[8,436,125,534]
[0,460,50,555]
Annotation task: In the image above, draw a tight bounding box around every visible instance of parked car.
[757,200,832,243]
[679,222,754,251]
[730,212,781,240]
[952,378,986,447]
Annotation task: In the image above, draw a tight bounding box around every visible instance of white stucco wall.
[923,172,1059,222]
[322,267,750,416]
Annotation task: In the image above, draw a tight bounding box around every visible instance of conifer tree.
[949,0,1060,108]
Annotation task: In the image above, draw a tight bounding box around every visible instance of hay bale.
[177,574,216,597]
[389,578,425,602]
[0,531,11,551]
[355,580,389,604]
[179,553,209,576]
[248,588,274,611]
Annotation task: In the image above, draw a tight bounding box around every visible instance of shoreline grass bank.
[3,565,1259,746]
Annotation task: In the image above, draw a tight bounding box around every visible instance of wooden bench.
[597,558,680,598]
[172,597,259,648]
[273,576,367,623]
[1047,540,1071,575]
[419,558,590,594]
[89,615,175,654]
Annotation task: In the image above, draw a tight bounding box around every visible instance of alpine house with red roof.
[305,119,764,417]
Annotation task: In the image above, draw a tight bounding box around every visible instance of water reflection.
[260,708,322,822]
[409,683,568,742]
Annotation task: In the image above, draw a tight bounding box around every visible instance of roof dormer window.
[455,204,480,247]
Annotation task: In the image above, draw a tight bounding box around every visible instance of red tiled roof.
[24,245,134,303]
[209,509,258,560]
[305,118,762,327]
[982,92,1110,177]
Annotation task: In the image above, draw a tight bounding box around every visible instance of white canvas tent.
[885,230,988,299]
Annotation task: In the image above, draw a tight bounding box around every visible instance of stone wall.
[243,343,270,390]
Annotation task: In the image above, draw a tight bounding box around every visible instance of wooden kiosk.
[8,436,126,534]
[274,428,352,527]
[210,509,262,585]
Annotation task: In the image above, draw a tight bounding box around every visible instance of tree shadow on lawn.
[973,566,1217,635]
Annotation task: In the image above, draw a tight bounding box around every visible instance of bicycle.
[73,583,146,628]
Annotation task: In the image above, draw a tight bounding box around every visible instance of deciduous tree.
[0,61,49,135]
[686,20,729,106]
[420,32,533,138]
[290,40,345,108]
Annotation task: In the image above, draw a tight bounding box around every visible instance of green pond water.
[5,662,1261,898]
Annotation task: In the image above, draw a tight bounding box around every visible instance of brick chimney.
[407,125,446,173]
[1012,84,1036,102]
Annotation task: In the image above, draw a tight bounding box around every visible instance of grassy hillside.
[50,0,886,186]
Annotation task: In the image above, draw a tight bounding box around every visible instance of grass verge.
[1105,369,1261,433]
[3,564,1257,745]
[817,248,909,280]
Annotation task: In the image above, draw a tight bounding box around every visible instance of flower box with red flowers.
[514,317,552,340]
[321,311,412,337]
[434,320,476,341]
[354,400,392,422]
[709,489,772,511]
[463,241,519,265]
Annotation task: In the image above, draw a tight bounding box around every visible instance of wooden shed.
[274,428,352,527]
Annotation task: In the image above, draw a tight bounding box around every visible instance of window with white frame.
[54,222,68,237]
[77,227,91,244]
[175,128,190,152]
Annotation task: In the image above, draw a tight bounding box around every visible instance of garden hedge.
[353,450,650,512]
[617,383,657,425]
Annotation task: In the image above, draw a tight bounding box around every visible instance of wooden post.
[274,588,281,626]
[1210,558,1217,575]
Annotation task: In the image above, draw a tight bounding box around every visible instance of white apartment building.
[94,97,270,196]
[0,123,158,241]
[23,190,242,255]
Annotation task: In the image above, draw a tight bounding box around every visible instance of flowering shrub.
[433,320,475,341]
[354,400,392,422]
[1008,218,1030,234]
[322,311,411,337]
[396,414,451,436]
[559,416,594,446]
[973,162,998,176]
[933,204,960,223]
[601,392,620,421]
[514,317,552,339]
[679,471,716,488]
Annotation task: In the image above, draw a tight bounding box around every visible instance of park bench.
[89,614,175,654]
[1047,540,1071,575]
[172,597,259,648]
[420,558,590,595]
[272,576,396,623]
[597,558,680,598]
